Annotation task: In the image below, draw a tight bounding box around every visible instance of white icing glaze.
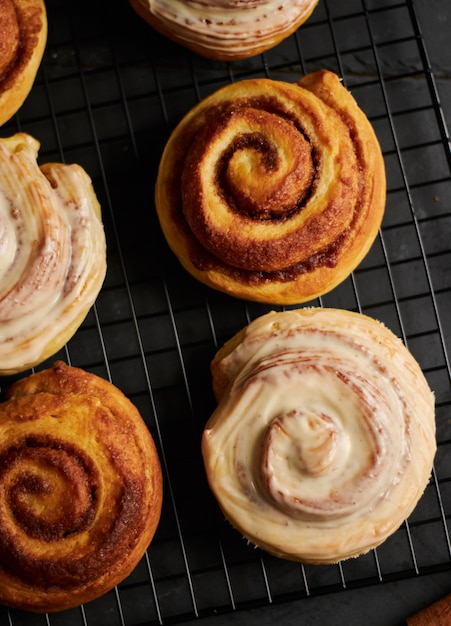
[0,134,106,374]
[139,0,318,56]
[202,309,436,563]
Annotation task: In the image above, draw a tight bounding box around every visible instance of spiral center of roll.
[259,406,352,519]
[219,116,314,219]
[244,356,396,520]
[180,105,320,271]
[0,437,96,540]
[263,409,340,477]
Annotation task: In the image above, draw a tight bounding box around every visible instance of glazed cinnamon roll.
[0,133,106,375]
[0,361,163,613]
[202,308,436,563]
[129,0,319,61]
[155,70,386,304]
[0,0,47,126]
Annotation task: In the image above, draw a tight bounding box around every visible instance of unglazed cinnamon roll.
[155,70,386,305]
[129,0,319,61]
[0,361,163,613]
[0,133,107,375]
[202,308,436,564]
[0,0,47,126]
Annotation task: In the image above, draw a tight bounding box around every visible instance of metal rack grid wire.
[0,0,451,624]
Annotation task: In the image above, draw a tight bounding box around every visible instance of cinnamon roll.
[202,308,436,564]
[129,0,319,61]
[0,133,107,375]
[155,70,386,304]
[407,594,451,626]
[0,361,163,613]
[0,0,47,126]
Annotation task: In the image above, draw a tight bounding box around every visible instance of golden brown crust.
[155,70,386,305]
[406,594,451,625]
[129,0,319,61]
[0,0,47,126]
[203,309,436,563]
[0,361,163,613]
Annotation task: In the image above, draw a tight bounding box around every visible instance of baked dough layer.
[202,308,436,563]
[0,361,163,613]
[155,71,386,304]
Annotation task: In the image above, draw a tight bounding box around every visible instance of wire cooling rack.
[1,0,450,624]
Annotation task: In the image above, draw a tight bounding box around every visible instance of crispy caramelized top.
[0,361,163,613]
[155,71,386,304]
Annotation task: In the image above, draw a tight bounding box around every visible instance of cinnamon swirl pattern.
[155,70,386,304]
[0,133,106,375]
[129,0,319,61]
[202,309,436,563]
[0,0,47,126]
[0,362,163,613]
